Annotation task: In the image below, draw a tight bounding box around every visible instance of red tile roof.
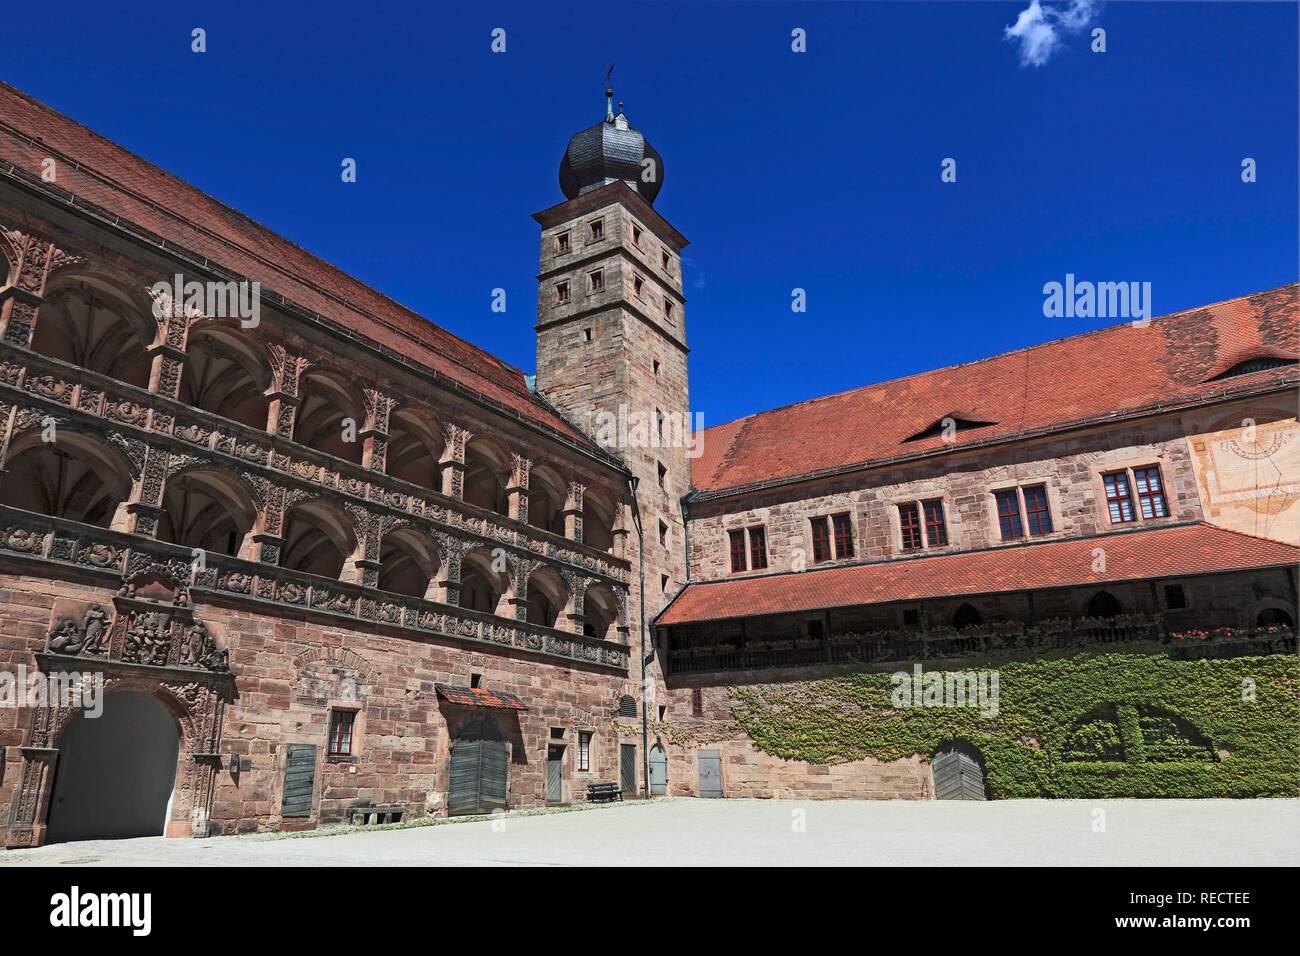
[692,285,1298,493]
[434,684,527,711]
[655,523,1300,626]
[0,83,601,453]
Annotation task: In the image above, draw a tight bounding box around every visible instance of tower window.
[589,269,604,292]
[556,231,570,254]
[664,300,675,322]
[661,250,671,271]
[556,281,570,305]
[589,219,604,241]
[653,360,660,377]
[634,275,645,297]
[658,519,669,547]
[661,574,669,593]
[583,327,592,343]
[657,461,668,490]
[632,225,643,247]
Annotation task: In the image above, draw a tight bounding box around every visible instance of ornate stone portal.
[4,569,234,849]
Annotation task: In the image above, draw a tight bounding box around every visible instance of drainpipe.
[627,475,650,799]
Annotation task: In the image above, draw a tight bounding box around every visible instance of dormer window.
[903,415,998,443]
[1206,356,1297,381]
[555,231,570,254]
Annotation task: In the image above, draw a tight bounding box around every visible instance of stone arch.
[528,462,568,536]
[460,544,512,616]
[296,366,365,464]
[582,484,618,552]
[1254,601,1295,629]
[0,425,134,528]
[378,523,441,599]
[158,464,259,558]
[952,602,983,629]
[583,581,623,641]
[526,564,569,629]
[386,405,446,491]
[31,272,155,388]
[1085,589,1124,619]
[463,435,510,515]
[281,495,359,579]
[180,321,271,429]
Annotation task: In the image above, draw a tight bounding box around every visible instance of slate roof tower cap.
[559,86,664,204]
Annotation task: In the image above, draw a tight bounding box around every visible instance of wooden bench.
[586,781,622,803]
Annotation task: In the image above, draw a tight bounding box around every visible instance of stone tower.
[534,93,691,688]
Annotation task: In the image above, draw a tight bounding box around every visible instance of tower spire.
[604,64,615,120]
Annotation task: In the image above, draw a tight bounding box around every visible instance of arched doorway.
[1086,590,1123,619]
[649,744,668,796]
[46,692,181,843]
[1257,607,1294,629]
[931,740,987,801]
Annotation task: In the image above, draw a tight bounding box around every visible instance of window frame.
[555,280,570,305]
[922,499,948,547]
[588,268,604,293]
[899,501,923,551]
[1102,470,1137,524]
[810,516,832,564]
[327,708,356,757]
[1021,484,1053,536]
[1133,465,1170,520]
[748,526,768,571]
[555,231,570,254]
[589,218,604,241]
[727,525,770,573]
[994,488,1025,540]
[728,529,746,574]
[832,512,855,559]
[577,731,592,772]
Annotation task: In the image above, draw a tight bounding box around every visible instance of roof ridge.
[701,281,1299,435]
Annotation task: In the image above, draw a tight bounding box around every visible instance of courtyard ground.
[1,798,1296,867]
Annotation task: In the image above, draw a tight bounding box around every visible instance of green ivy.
[727,646,1298,798]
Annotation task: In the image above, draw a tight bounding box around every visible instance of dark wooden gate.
[619,743,637,795]
[698,748,723,798]
[649,745,667,796]
[448,738,509,815]
[546,745,564,803]
[932,741,987,800]
[281,744,318,818]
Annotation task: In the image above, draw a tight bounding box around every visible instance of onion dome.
[559,89,664,204]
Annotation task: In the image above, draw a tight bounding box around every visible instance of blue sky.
[3,1,1296,426]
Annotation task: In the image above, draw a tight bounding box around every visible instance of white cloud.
[1004,0,1100,68]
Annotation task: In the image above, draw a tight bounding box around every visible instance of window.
[633,275,645,297]
[632,225,643,247]
[589,269,604,292]
[832,513,855,559]
[658,519,669,547]
[589,219,603,241]
[664,300,674,322]
[899,502,923,551]
[660,574,669,593]
[1133,466,1169,519]
[470,673,482,688]
[1022,485,1053,535]
[662,250,671,271]
[810,516,832,563]
[583,327,592,343]
[748,526,768,570]
[555,281,570,305]
[577,731,592,771]
[728,529,746,573]
[556,231,570,254]
[922,500,948,547]
[1163,584,1188,610]
[995,489,1024,539]
[1102,472,1136,524]
[691,687,704,716]
[328,710,355,757]
[655,408,664,443]
[1207,356,1297,381]
[902,608,921,628]
[657,461,668,490]
[550,727,565,739]
[653,360,660,377]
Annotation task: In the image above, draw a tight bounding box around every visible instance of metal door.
[546,745,564,802]
[698,748,723,798]
[619,743,637,795]
[932,741,987,800]
[649,745,667,796]
[448,738,509,815]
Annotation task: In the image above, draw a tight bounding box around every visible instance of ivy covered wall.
[728,645,1299,798]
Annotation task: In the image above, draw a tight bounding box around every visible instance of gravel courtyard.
[2,798,1297,867]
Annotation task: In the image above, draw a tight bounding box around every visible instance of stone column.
[0,232,56,348]
[361,387,395,473]
[562,481,585,543]
[266,344,309,440]
[431,532,463,606]
[439,423,468,499]
[507,454,530,522]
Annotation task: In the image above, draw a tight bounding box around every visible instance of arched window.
[377,527,439,599]
[582,487,617,552]
[1086,590,1123,619]
[31,279,153,388]
[281,498,357,579]
[385,408,445,491]
[460,546,510,615]
[179,326,270,430]
[583,583,621,641]
[158,469,257,557]
[295,370,363,464]
[463,437,509,516]
[952,603,983,630]
[526,566,569,629]
[1257,607,1294,629]
[527,464,568,536]
[0,430,132,528]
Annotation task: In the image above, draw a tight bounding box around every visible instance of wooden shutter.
[281,744,317,817]
[619,744,637,794]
